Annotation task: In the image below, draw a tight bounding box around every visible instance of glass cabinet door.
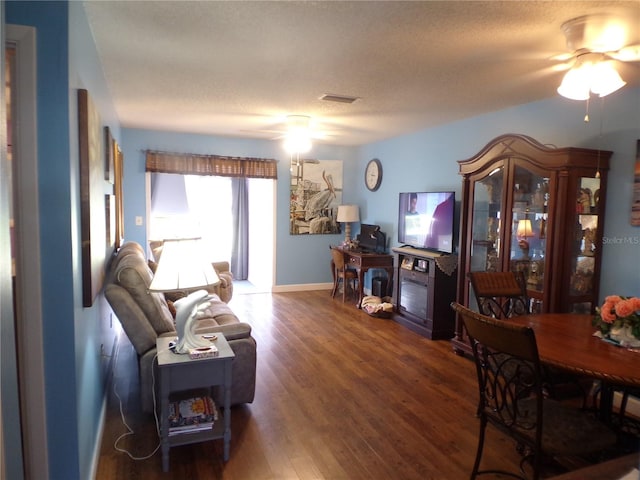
[470,166,504,273]
[569,176,601,313]
[508,165,550,313]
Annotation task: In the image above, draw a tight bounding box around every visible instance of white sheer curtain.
[149,173,233,264]
[184,175,233,264]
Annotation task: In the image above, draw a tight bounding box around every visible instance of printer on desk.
[357,224,387,253]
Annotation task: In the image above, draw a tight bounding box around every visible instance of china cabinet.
[452,134,611,355]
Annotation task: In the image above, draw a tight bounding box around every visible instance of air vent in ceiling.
[320,93,360,104]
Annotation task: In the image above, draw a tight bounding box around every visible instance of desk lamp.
[148,238,220,354]
[337,205,360,244]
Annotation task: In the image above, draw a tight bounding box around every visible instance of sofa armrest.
[210,262,233,302]
[194,321,252,341]
[212,261,230,274]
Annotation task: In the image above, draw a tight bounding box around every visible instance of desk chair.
[451,302,617,480]
[469,270,588,404]
[330,247,358,302]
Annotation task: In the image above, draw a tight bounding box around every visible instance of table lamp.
[148,238,220,354]
[337,204,360,244]
[516,219,533,259]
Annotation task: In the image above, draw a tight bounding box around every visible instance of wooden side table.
[156,334,235,472]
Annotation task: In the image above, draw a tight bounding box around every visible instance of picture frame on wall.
[289,159,343,235]
[78,88,108,307]
[105,126,115,184]
[114,141,124,248]
[105,194,115,254]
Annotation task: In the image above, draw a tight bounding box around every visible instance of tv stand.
[392,247,457,339]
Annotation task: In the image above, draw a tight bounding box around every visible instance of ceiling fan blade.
[609,44,640,62]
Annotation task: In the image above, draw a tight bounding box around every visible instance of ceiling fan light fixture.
[557,63,591,100]
[283,134,312,154]
[590,61,626,97]
[557,58,625,100]
[283,115,313,154]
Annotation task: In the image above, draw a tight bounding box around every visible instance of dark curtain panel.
[231,177,249,280]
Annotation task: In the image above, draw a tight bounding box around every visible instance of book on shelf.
[168,396,218,435]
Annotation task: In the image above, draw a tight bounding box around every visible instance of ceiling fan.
[559,14,640,61]
[555,13,640,100]
[248,115,335,140]
[245,114,341,154]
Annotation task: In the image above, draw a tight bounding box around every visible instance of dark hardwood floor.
[96,290,528,479]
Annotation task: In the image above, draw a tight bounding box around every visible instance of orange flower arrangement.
[593,295,640,338]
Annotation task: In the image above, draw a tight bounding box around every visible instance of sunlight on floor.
[233,280,269,295]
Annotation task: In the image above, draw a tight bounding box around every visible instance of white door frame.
[6,24,48,480]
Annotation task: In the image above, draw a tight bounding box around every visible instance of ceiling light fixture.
[557,54,626,101]
[283,115,312,154]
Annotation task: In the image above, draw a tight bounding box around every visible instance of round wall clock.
[364,158,382,191]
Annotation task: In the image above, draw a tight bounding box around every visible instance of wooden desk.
[331,246,393,308]
[509,313,640,424]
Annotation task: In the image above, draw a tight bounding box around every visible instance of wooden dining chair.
[468,270,589,403]
[468,270,529,319]
[330,248,358,302]
[451,302,617,480]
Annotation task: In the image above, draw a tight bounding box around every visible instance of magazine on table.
[168,396,218,434]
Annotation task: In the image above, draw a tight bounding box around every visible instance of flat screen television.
[398,191,455,253]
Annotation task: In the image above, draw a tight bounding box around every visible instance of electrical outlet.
[135,216,143,226]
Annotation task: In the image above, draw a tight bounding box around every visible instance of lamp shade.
[148,238,220,293]
[337,205,360,223]
[557,65,591,100]
[516,219,533,238]
[590,61,626,97]
[558,59,626,100]
[148,238,220,355]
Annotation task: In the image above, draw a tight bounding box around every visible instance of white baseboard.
[271,283,333,293]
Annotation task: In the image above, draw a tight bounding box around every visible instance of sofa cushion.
[195,296,238,326]
[114,252,175,335]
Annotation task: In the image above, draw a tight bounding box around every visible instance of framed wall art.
[105,126,115,184]
[78,89,108,307]
[114,141,124,248]
[105,194,115,253]
[289,159,343,235]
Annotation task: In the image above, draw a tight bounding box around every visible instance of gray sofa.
[105,241,256,413]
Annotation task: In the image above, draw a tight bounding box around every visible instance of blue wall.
[7,2,120,479]
[356,87,640,298]
[121,129,358,286]
[124,87,639,299]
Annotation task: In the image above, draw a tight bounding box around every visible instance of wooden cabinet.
[392,246,457,339]
[452,134,611,355]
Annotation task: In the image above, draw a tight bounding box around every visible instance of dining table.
[509,313,640,424]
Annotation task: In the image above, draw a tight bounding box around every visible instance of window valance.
[145,150,278,179]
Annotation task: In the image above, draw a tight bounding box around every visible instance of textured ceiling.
[83,1,640,146]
